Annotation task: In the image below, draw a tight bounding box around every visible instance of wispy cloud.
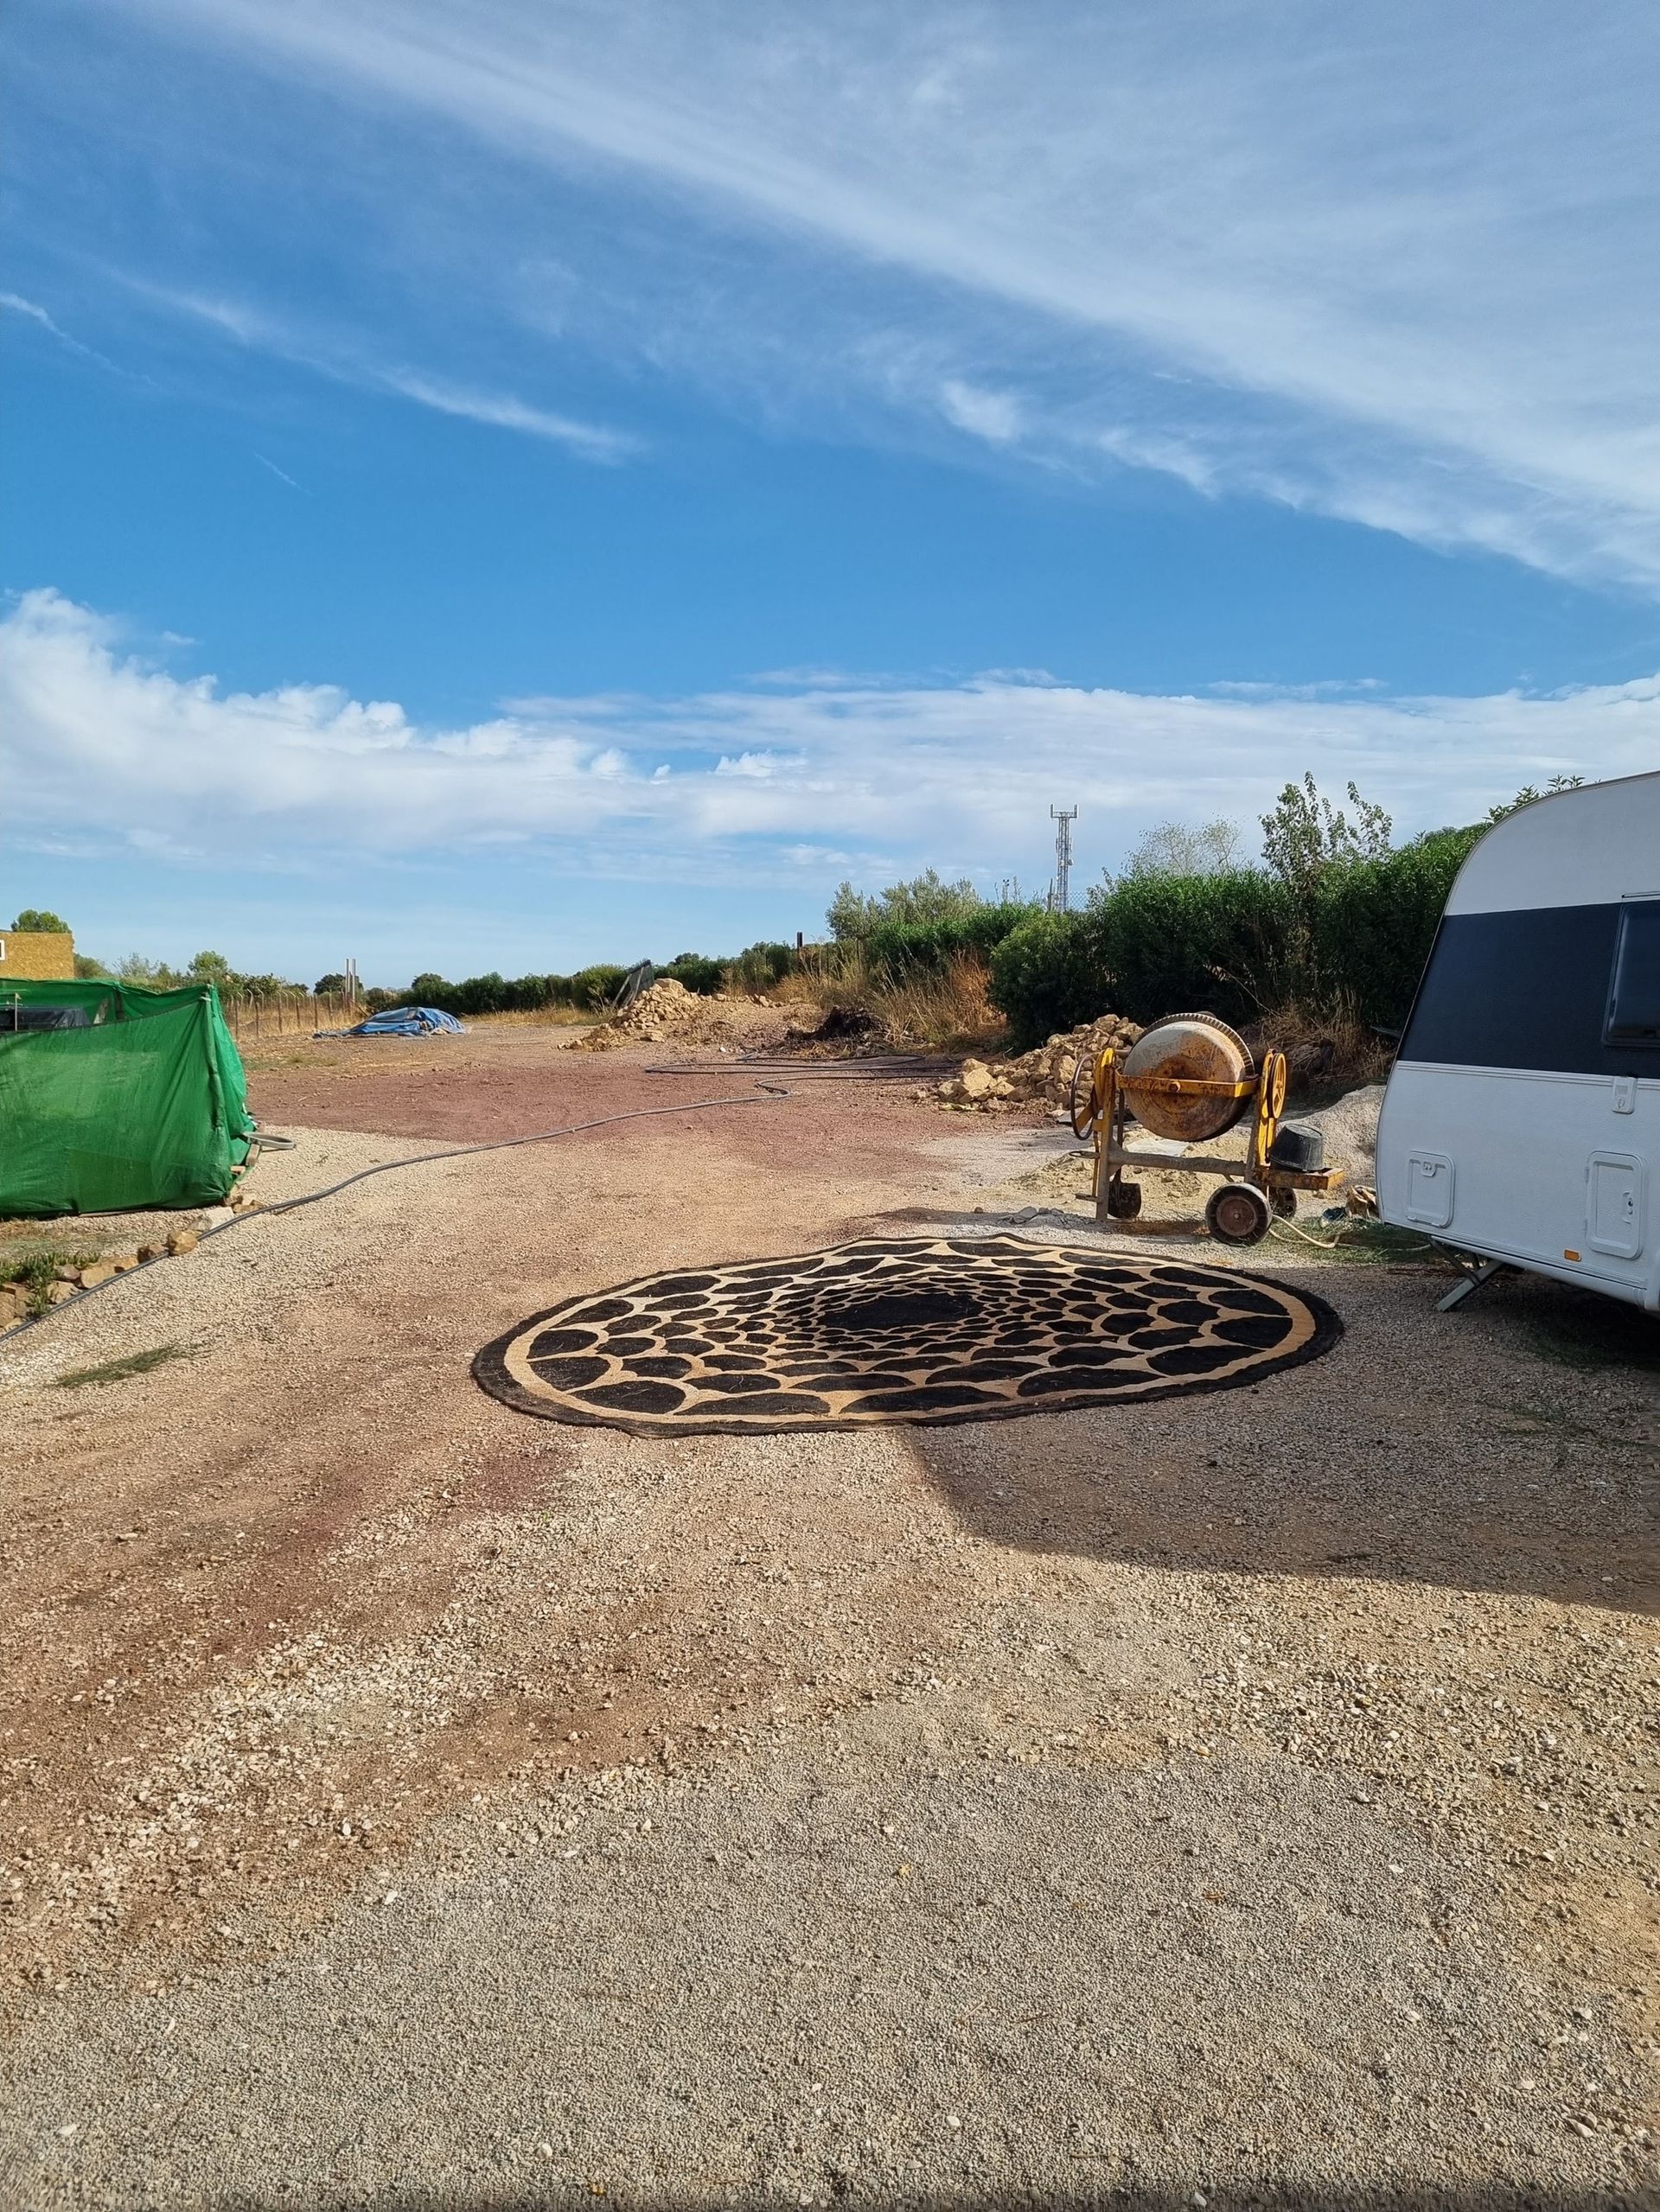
[2,289,122,373]
[938,379,1022,446]
[374,368,636,461]
[128,278,640,462]
[253,451,302,489]
[106,0,1660,586]
[6,590,1657,883]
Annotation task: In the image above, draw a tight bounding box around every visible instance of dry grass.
[769,952,1005,1052]
[1247,997,1395,1102]
[875,954,1006,1050]
[465,1008,594,1030]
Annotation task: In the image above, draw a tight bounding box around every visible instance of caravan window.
[1606,900,1660,1047]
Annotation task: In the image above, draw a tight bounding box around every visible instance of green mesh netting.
[0,980,255,1216]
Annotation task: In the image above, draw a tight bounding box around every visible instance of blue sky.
[4,0,1659,984]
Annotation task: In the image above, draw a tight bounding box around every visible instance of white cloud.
[113,0,1660,585]
[2,289,122,373]
[374,369,638,462]
[5,590,1658,884]
[128,281,639,462]
[938,379,1021,446]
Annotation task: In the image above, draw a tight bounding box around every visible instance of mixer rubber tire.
[1206,1181,1272,1246]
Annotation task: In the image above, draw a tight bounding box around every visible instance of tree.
[314,972,348,995]
[1260,773,1392,892]
[73,954,107,979]
[1093,819,1242,902]
[117,953,186,988]
[186,950,234,986]
[1487,773,1584,823]
[827,868,984,940]
[10,908,69,932]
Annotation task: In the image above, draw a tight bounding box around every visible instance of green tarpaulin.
[0,979,255,1217]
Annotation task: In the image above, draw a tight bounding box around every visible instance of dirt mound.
[935,1014,1142,1112]
[1295,1083,1385,1184]
[575,979,744,1053]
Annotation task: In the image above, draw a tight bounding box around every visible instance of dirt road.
[1,1027,1655,2208]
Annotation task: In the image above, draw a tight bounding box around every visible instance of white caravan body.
[1376,772,1660,1311]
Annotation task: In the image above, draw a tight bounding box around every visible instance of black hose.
[0,1090,788,1344]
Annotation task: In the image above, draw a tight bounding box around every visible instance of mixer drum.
[1119,1013,1255,1143]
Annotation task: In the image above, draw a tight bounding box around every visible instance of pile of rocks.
[576,979,747,1053]
[0,1229,204,1328]
[935,1013,1143,1113]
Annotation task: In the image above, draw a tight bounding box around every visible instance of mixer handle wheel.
[1265,1049,1288,1119]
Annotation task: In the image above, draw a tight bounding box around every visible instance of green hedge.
[1304,826,1481,1025]
[405,965,629,1016]
[989,830,1481,1049]
[661,954,725,996]
[861,902,1038,978]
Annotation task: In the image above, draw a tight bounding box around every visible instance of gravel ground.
[1,1734,1640,2209]
[0,1036,1655,2209]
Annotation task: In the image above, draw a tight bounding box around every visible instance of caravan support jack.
[1436,1258,1509,1313]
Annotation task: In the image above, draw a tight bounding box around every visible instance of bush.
[989,912,1113,1048]
[569,964,629,1011]
[661,953,725,996]
[1306,827,1480,1025]
[1093,870,1300,1029]
[863,902,1038,979]
[990,832,1484,1049]
[729,941,796,991]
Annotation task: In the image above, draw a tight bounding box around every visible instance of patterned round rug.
[472,1235,1341,1434]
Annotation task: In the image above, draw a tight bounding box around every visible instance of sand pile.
[576,979,743,1053]
[936,1013,1142,1112]
[1294,1083,1385,1185]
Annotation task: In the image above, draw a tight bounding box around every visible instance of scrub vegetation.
[55,1344,188,1390]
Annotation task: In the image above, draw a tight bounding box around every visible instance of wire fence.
[223,992,358,1040]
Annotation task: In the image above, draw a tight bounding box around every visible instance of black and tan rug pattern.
[473,1234,1342,1434]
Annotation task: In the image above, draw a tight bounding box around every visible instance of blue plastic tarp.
[348,1006,464,1036]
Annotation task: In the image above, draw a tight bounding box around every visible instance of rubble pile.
[576,979,750,1053]
[935,1012,1143,1112]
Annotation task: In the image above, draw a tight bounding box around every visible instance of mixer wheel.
[1271,1185,1298,1220]
[1105,1176,1143,1221]
[1206,1181,1272,1246]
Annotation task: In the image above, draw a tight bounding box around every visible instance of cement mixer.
[1069,1012,1345,1244]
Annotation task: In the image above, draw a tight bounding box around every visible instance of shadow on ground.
[904,1265,1660,1617]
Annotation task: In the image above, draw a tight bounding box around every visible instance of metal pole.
[1050,806,1078,913]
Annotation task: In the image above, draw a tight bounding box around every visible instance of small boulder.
[165,1229,200,1256]
[46,1279,78,1305]
[136,1244,163,1264]
[78,1261,118,1288]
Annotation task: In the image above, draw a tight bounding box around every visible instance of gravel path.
[1,1734,1638,2208]
[0,1043,1655,2208]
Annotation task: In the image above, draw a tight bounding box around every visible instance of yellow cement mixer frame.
[1071,1042,1344,1241]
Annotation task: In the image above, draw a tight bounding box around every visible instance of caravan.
[1376,771,1660,1311]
